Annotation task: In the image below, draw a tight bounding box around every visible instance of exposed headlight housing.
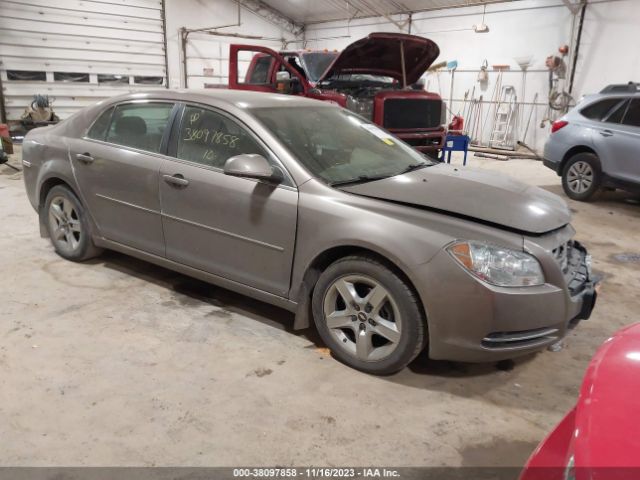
[447,241,545,287]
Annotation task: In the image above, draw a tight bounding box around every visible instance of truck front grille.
[382,98,442,130]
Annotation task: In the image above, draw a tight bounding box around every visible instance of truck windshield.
[251,106,435,185]
[301,52,339,82]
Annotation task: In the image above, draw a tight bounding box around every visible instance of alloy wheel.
[48,196,82,253]
[322,274,402,362]
[566,161,594,194]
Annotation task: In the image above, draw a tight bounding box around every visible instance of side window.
[605,99,628,124]
[105,103,173,153]
[248,55,273,84]
[177,106,268,169]
[622,99,640,127]
[87,107,114,141]
[237,50,276,86]
[580,98,624,121]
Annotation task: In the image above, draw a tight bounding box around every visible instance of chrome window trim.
[82,99,176,140]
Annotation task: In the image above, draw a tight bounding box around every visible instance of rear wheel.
[561,153,602,201]
[44,185,102,261]
[312,255,426,375]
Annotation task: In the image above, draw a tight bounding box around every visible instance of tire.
[312,255,426,375]
[561,152,602,201]
[43,185,102,261]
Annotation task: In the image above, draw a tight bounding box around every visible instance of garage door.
[0,0,167,121]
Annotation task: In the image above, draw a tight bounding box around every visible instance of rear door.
[159,103,298,297]
[590,97,640,184]
[609,98,640,183]
[69,101,176,256]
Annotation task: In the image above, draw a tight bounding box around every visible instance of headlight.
[446,241,545,287]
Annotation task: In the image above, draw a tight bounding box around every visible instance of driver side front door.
[159,104,298,297]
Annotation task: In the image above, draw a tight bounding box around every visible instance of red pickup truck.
[229,33,446,155]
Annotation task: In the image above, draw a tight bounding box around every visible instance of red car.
[228,33,446,155]
[521,322,640,480]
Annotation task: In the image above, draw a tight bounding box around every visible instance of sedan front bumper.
[414,234,598,363]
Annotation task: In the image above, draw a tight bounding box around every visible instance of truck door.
[228,44,309,94]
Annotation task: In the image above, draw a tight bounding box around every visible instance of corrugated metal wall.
[0,0,167,121]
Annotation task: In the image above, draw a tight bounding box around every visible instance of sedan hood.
[318,32,440,85]
[341,164,571,234]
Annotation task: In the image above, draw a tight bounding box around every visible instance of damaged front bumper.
[415,229,600,362]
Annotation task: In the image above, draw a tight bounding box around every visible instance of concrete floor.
[1,147,638,467]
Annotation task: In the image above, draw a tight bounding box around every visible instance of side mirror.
[223,154,282,183]
[276,71,291,83]
[276,70,292,94]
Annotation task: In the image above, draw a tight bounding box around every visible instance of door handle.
[76,153,94,164]
[163,174,189,187]
[600,130,614,137]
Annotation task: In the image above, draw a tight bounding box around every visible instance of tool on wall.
[541,45,574,127]
[480,65,509,147]
[477,59,489,90]
[467,95,484,145]
[489,85,518,150]
[515,56,532,138]
[521,92,538,145]
[447,60,458,119]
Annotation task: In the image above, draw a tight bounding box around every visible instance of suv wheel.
[312,255,426,375]
[44,185,102,261]
[562,152,602,201]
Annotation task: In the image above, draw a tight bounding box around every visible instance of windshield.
[251,106,435,185]
[301,52,339,82]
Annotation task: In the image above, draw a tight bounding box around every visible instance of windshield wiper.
[329,175,392,187]
[398,163,431,174]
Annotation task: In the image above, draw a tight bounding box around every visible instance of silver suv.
[543,83,640,201]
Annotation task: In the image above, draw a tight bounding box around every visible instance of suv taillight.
[551,120,568,133]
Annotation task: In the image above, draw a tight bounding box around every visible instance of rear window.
[105,103,174,153]
[580,98,625,121]
[248,56,273,84]
[622,99,640,127]
[87,107,114,141]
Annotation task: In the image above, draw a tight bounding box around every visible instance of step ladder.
[489,85,518,150]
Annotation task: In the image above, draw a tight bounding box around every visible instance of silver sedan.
[22,90,598,374]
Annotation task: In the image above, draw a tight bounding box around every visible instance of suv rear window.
[580,98,625,121]
[622,99,640,127]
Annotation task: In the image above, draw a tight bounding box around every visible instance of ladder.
[489,85,518,150]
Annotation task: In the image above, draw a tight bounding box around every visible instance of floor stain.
[459,438,539,467]
[610,252,640,264]
[321,415,336,425]
[206,309,232,319]
[247,367,273,378]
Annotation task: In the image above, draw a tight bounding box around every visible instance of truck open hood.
[318,33,440,85]
[341,164,571,234]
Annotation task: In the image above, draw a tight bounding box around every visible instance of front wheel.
[561,153,602,201]
[312,255,427,375]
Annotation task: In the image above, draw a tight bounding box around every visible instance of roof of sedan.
[107,88,332,110]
